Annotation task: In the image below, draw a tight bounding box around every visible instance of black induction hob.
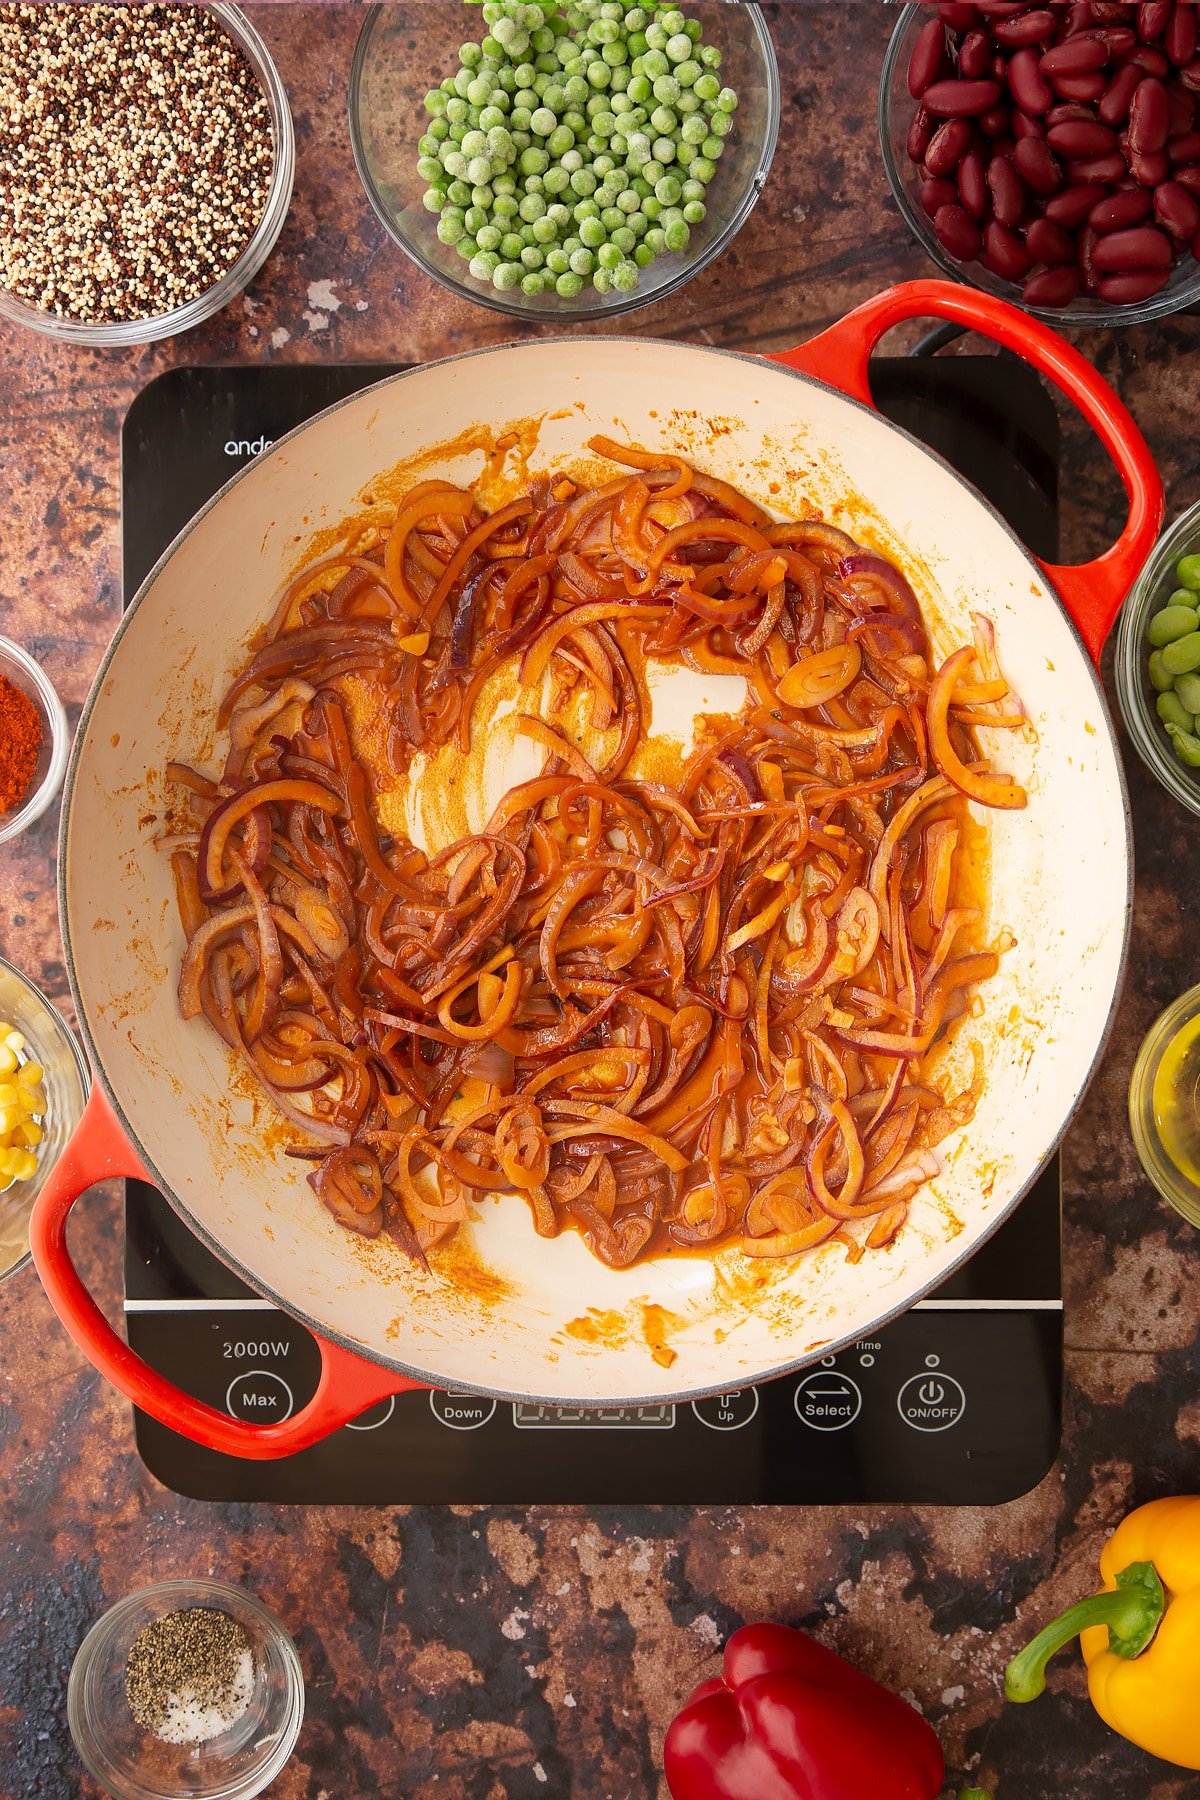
[120,353,1063,1507]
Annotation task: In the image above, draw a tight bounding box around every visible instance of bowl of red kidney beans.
[880,1,1200,323]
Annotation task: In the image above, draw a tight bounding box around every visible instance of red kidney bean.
[1013,109,1046,138]
[920,174,961,217]
[1046,102,1099,125]
[1179,57,1200,96]
[1166,1,1199,66]
[1129,146,1171,183]
[923,78,1003,116]
[1026,216,1077,261]
[908,102,934,162]
[978,104,1013,135]
[1024,264,1082,304]
[935,202,984,259]
[1091,1,1134,19]
[1014,133,1063,191]
[924,116,974,174]
[990,53,1010,83]
[974,0,1027,13]
[1098,28,1138,57]
[1078,223,1103,288]
[1091,222,1174,265]
[1008,45,1053,113]
[1097,267,1171,298]
[1129,76,1170,152]
[1099,62,1145,125]
[1165,82,1196,136]
[1065,150,1129,182]
[1063,0,1096,32]
[1044,180,1108,223]
[938,2,981,25]
[1138,1,1172,41]
[1169,129,1200,160]
[908,16,948,99]
[993,9,1057,47]
[1047,118,1118,154]
[1040,34,1110,76]
[982,218,1035,277]
[957,147,990,217]
[1127,45,1170,76]
[986,151,1027,223]
[1089,186,1153,229]
[959,29,992,78]
[1052,69,1110,102]
[1173,161,1200,194]
[1154,178,1200,236]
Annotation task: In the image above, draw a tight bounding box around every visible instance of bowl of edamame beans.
[349,0,779,320]
[1116,500,1200,815]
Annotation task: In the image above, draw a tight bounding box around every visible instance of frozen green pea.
[701,135,725,160]
[628,73,652,103]
[493,261,524,290]
[1158,690,1196,734]
[543,82,567,111]
[603,41,629,66]
[543,165,570,195]
[685,16,703,39]
[548,123,576,156]
[466,155,493,185]
[610,224,635,253]
[617,187,640,212]
[692,156,717,182]
[597,241,622,269]
[693,72,719,100]
[653,137,677,163]
[479,103,508,128]
[655,174,682,205]
[475,223,503,252]
[470,250,501,280]
[612,259,639,291]
[556,270,585,297]
[1168,723,1200,766]
[442,149,468,179]
[499,231,524,259]
[645,225,667,254]
[437,213,465,244]
[1147,603,1200,645]
[493,172,517,195]
[425,89,449,117]
[592,266,614,293]
[663,218,690,252]
[511,105,533,131]
[565,74,590,104]
[546,202,571,228]
[653,74,681,104]
[579,214,607,247]
[471,183,494,207]
[589,16,619,43]
[628,210,649,235]
[570,246,596,274]
[521,244,546,269]
[574,196,600,219]
[675,60,701,88]
[530,106,556,135]
[634,241,654,266]
[1161,631,1200,676]
[422,187,447,213]
[493,193,519,218]
[717,87,738,112]
[587,61,611,87]
[546,246,570,273]
[700,44,721,69]
[681,177,705,202]
[642,48,669,76]
[418,155,443,183]
[429,119,451,142]
[532,214,559,242]
[708,108,733,138]
[464,204,489,232]
[643,196,662,221]
[676,89,701,113]
[682,199,705,224]
[650,104,678,134]
[594,152,616,175]
[519,144,549,175]
[601,205,625,230]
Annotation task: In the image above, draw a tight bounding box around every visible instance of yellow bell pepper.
[1005,1496,1200,1770]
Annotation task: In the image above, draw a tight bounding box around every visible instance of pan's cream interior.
[66,340,1126,1401]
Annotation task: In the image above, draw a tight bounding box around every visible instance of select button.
[794,1370,862,1432]
[225,1370,294,1423]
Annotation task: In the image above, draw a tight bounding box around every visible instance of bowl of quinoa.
[0,3,294,345]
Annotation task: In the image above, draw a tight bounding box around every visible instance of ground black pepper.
[125,1607,255,1745]
[0,4,275,323]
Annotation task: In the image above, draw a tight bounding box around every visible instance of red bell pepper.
[664,1622,945,1800]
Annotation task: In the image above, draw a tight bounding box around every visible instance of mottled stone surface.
[1,5,1199,1797]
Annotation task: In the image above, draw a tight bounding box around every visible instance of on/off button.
[896,1372,966,1432]
[225,1370,294,1422]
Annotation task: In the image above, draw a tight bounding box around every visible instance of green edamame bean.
[1149,649,1174,691]
[1177,555,1200,592]
[1160,631,1200,676]
[1147,604,1199,646]
[1176,672,1200,714]
[1157,691,1195,734]
[1168,723,1200,767]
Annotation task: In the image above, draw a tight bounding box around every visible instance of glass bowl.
[879,3,1200,328]
[0,5,295,347]
[1129,984,1200,1229]
[68,1580,304,1800]
[0,955,89,1283]
[0,636,69,846]
[1115,500,1200,816]
[349,0,779,321]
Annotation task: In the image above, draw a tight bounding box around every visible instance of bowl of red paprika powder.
[0,636,69,844]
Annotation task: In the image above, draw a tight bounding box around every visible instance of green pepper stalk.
[1005,1561,1166,1703]
[958,1789,993,1798]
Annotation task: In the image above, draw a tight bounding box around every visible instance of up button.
[897,1371,966,1432]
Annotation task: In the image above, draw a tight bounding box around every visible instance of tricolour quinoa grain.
[0,4,275,324]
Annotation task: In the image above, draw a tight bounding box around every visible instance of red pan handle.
[767,278,1163,665]
[29,1084,424,1461]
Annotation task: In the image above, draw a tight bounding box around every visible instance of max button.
[691,1389,760,1432]
[897,1372,966,1432]
[429,1390,498,1431]
[225,1370,294,1423]
[794,1370,862,1431]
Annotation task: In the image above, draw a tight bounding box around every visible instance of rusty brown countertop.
[2,5,1199,1796]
